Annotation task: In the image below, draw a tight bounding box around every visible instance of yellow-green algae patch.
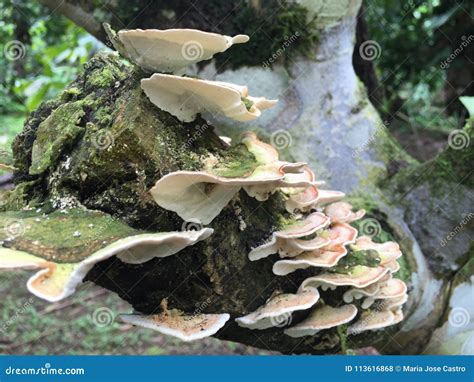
[0,208,140,263]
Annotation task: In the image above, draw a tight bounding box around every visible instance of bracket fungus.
[284,304,358,338]
[0,23,411,349]
[235,288,320,330]
[347,310,400,335]
[0,209,212,302]
[120,301,230,342]
[141,74,277,122]
[300,266,390,291]
[150,133,317,224]
[106,25,249,73]
[324,202,366,224]
[248,212,331,261]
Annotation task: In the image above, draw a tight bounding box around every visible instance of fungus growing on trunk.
[347,310,398,335]
[105,25,249,73]
[235,288,320,330]
[0,23,410,349]
[300,266,390,291]
[248,212,331,261]
[324,202,366,224]
[150,133,317,224]
[0,209,212,302]
[120,301,230,342]
[141,74,277,122]
[284,304,358,338]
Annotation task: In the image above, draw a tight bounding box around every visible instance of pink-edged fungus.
[347,310,396,335]
[272,244,347,276]
[284,186,345,214]
[324,202,366,224]
[385,260,401,272]
[107,26,249,73]
[300,265,390,291]
[141,74,277,122]
[120,301,230,341]
[235,288,320,330]
[343,282,380,303]
[360,278,407,309]
[324,223,358,247]
[384,294,408,310]
[248,212,331,261]
[284,304,358,338]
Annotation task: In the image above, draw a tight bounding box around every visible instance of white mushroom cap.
[347,310,396,335]
[248,212,331,261]
[116,28,249,72]
[120,311,230,341]
[360,278,407,309]
[235,288,320,330]
[1,229,212,302]
[149,164,312,225]
[384,294,408,310]
[385,260,401,272]
[300,266,390,291]
[324,202,366,223]
[324,223,358,247]
[343,283,380,303]
[273,244,347,276]
[284,304,358,338]
[285,186,345,213]
[141,74,277,122]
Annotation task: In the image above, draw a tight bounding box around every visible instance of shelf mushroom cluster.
[237,198,408,337]
[105,24,277,123]
[0,25,409,346]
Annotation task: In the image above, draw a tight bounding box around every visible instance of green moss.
[241,97,254,111]
[87,61,126,88]
[336,324,349,354]
[29,102,85,175]
[0,208,139,263]
[328,249,381,274]
[210,143,258,178]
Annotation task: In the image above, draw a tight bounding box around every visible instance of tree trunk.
[9,0,472,354]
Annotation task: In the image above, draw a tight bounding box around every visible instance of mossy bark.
[11,0,472,355]
[5,52,411,354]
